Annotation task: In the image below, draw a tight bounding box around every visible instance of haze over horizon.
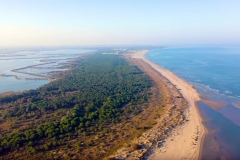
[1,0,240,47]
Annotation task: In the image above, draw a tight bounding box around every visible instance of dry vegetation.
[0,52,188,160]
[105,55,188,159]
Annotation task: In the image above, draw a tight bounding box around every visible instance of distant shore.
[132,50,205,159]
[0,51,93,95]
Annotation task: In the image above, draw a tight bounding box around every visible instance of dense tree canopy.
[0,53,152,158]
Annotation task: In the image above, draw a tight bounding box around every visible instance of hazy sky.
[0,0,240,47]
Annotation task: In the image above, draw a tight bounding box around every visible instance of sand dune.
[132,50,205,160]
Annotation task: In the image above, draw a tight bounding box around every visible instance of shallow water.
[146,46,240,159]
[199,102,240,160]
[0,76,49,93]
[0,48,93,93]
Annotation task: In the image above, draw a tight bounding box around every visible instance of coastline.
[0,51,93,94]
[132,50,205,159]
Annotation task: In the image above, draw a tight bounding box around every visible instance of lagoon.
[0,48,93,94]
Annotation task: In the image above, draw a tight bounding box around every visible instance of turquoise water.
[146,46,240,159]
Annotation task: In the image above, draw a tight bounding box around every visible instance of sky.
[0,0,240,47]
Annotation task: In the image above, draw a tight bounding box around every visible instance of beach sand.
[131,50,205,160]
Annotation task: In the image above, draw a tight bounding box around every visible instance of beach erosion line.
[132,50,205,160]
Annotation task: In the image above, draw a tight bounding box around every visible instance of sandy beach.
[131,50,205,159]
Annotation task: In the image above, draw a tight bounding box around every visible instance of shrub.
[130,143,141,150]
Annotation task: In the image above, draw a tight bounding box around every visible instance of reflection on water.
[199,102,240,160]
[0,77,49,93]
[196,85,240,159]
[196,84,240,127]
[0,48,93,93]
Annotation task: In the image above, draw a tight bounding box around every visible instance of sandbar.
[131,50,205,160]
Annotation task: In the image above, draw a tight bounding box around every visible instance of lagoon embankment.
[0,49,93,94]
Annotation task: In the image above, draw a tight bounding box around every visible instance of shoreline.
[132,50,205,159]
[0,52,93,94]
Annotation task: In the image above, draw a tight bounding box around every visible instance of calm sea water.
[147,46,240,100]
[0,48,92,94]
[146,46,240,159]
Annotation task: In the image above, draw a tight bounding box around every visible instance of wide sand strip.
[131,50,204,160]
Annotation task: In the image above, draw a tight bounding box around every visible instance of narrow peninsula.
[0,50,204,160]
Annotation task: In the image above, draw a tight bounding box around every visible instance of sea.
[146,46,240,160]
[1,46,239,159]
[0,48,93,94]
